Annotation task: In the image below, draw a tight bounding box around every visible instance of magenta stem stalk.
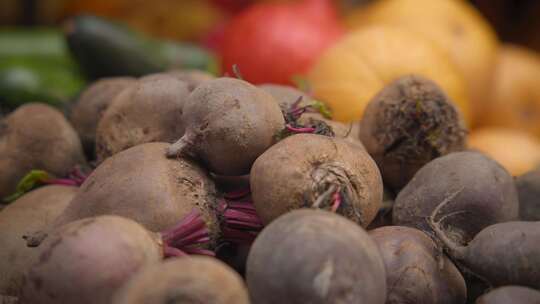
[286,124,316,133]
[160,209,214,257]
[219,198,264,244]
[331,191,341,213]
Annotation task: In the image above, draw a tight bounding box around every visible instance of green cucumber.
[0,56,86,108]
[65,15,219,78]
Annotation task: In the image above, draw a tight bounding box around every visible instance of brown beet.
[0,186,77,296]
[55,142,219,243]
[476,286,540,304]
[515,168,540,220]
[112,257,249,304]
[70,77,135,156]
[0,103,86,198]
[166,77,285,175]
[369,226,467,304]
[20,216,168,304]
[96,75,189,163]
[250,133,382,226]
[393,151,519,244]
[247,210,387,304]
[430,220,540,289]
[359,75,466,190]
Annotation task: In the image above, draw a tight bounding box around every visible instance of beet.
[515,168,540,220]
[247,209,386,304]
[166,77,285,175]
[250,133,382,226]
[0,186,76,296]
[0,103,86,198]
[112,257,249,304]
[54,142,219,239]
[393,151,519,244]
[20,214,214,304]
[369,226,466,304]
[476,286,540,304]
[430,219,540,289]
[359,75,466,190]
[95,75,189,163]
[70,77,135,157]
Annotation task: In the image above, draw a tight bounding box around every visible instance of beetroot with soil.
[250,133,382,226]
[166,77,285,175]
[359,75,467,190]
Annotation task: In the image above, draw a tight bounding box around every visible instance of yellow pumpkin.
[346,0,499,125]
[480,45,540,137]
[308,25,470,124]
[468,127,540,176]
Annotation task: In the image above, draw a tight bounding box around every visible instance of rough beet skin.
[359,75,467,190]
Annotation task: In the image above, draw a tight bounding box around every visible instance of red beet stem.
[163,246,188,258]
[44,178,79,186]
[286,124,316,133]
[219,198,263,244]
[160,209,212,256]
[331,191,342,212]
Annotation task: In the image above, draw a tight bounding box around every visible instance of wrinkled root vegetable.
[251,133,382,226]
[359,75,466,190]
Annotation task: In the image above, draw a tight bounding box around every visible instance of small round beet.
[166,77,285,175]
[251,133,382,226]
[112,257,249,304]
[20,216,163,304]
[55,142,219,240]
[247,209,386,304]
[0,186,76,296]
[393,151,519,244]
[70,77,135,156]
[430,220,540,289]
[476,286,540,304]
[515,168,540,220]
[0,103,86,198]
[96,75,189,163]
[369,226,466,304]
[360,75,467,190]
[21,212,217,304]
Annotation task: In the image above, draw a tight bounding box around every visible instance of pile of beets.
[0,71,539,304]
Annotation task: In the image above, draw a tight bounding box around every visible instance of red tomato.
[221,0,344,84]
